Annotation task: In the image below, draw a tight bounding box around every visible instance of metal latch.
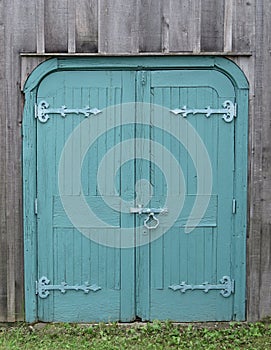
[130,206,168,230]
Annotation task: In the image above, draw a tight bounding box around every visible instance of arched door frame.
[22,56,249,322]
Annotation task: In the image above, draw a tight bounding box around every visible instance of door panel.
[37,70,136,322]
[36,66,241,322]
[136,70,235,321]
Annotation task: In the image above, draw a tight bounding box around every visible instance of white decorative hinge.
[36,100,102,123]
[36,276,102,298]
[170,100,237,123]
[169,276,235,298]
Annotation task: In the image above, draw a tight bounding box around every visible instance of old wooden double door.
[34,62,246,322]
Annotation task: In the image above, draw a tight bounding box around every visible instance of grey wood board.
[200,0,225,51]
[232,0,255,52]
[45,0,68,52]
[13,0,37,53]
[1,0,37,321]
[0,22,7,320]
[246,0,264,321]
[168,0,194,52]
[138,0,162,52]
[36,0,45,53]
[68,0,76,53]
[76,0,98,52]
[257,0,271,320]
[99,0,138,53]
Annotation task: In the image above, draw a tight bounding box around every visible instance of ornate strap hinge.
[168,275,234,298]
[35,100,101,123]
[170,100,236,123]
[36,276,101,299]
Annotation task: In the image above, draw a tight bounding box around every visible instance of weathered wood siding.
[0,0,270,321]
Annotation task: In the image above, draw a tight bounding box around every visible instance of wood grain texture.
[45,0,68,52]
[257,0,271,320]
[192,0,201,53]
[259,224,271,318]
[99,0,138,53]
[246,0,266,321]
[13,0,37,321]
[224,0,233,51]
[68,0,76,53]
[168,0,194,52]
[138,0,162,52]
[23,90,38,322]
[201,0,225,51]
[0,15,7,321]
[0,0,37,322]
[36,0,45,53]
[247,0,261,322]
[230,54,256,321]
[0,2,11,321]
[232,0,255,52]
[75,0,98,52]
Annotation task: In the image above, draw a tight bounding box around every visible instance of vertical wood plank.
[201,0,225,51]
[15,0,37,321]
[224,0,233,52]
[232,0,255,52]
[131,0,140,52]
[168,0,194,52]
[68,0,76,53]
[75,0,98,52]
[13,0,37,52]
[0,0,7,322]
[161,0,169,53]
[23,91,38,322]
[5,0,16,320]
[36,0,45,53]
[99,0,138,53]
[0,20,7,321]
[230,55,255,319]
[246,0,263,321]
[231,87,249,320]
[3,0,37,322]
[45,0,68,52]
[257,0,271,320]
[192,0,201,53]
[119,71,136,320]
[259,224,271,318]
[138,0,162,52]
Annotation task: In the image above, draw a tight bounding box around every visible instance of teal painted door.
[36,70,136,322]
[36,66,243,322]
[135,70,236,321]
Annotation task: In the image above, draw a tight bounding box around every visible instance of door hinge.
[232,198,236,214]
[34,198,38,215]
[36,276,101,299]
[170,100,236,123]
[169,276,234,298]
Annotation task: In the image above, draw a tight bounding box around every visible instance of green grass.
[0,321,271,349]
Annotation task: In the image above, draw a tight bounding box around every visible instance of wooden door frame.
[22,56,249,322]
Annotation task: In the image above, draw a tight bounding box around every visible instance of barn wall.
[0,0,270,321]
